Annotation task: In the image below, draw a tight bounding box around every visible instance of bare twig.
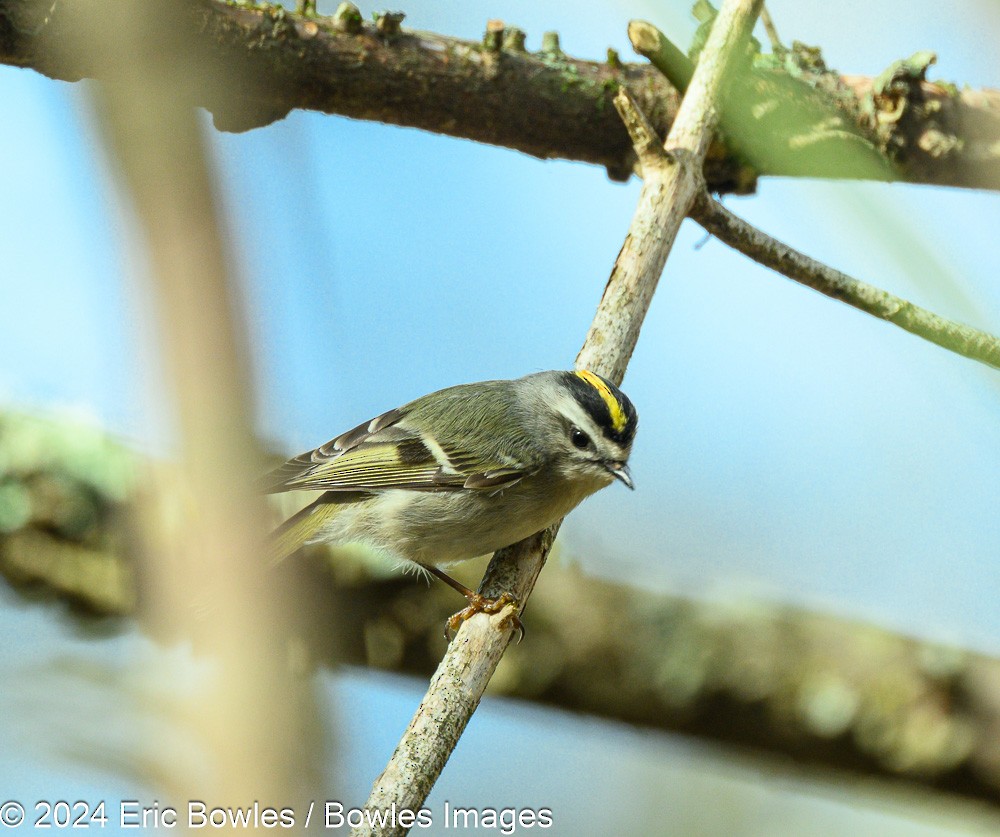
[690,194,1000,371]
[760,5,784,53]
[576,11,764,381]
[627,16,694,95]
[353,4,764,834]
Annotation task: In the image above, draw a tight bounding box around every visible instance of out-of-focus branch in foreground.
[40,0,325,810]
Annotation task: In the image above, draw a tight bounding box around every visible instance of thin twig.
[627,17,695,95]
[760,5,784,53]
[353,4,764,835]
[690,194,1000,371]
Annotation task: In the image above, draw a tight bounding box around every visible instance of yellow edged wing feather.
[265,407,529,494]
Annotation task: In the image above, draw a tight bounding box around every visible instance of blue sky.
[3,1,1000,832]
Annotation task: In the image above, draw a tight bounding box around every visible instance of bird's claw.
[444,591,524,643]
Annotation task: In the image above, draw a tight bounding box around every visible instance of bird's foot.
[445,591,524,643]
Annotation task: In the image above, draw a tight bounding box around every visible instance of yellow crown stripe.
[575,369,627,432]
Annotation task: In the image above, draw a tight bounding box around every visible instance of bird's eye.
[570,427,591,449]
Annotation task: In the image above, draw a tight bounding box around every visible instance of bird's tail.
[267,492,343,567]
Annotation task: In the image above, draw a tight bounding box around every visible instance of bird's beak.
[605,461,634,490]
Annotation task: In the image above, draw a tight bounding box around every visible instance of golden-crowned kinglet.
[266,369,637,636]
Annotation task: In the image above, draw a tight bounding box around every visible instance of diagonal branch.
[352,2,764,834]
[690,193,1000,371]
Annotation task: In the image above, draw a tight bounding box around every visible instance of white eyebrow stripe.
[552,392,630,459]
[552,392,603,438]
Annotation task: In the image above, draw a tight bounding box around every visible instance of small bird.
[266,369,637,638]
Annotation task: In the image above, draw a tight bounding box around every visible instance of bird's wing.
[264,408,531,494]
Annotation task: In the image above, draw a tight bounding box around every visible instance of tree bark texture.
[3,0,1000,192]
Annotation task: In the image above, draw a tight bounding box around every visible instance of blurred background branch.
[3,0,1000,191]
[4,410,1000,806]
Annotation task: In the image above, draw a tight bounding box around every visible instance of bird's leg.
[419,564,524,643]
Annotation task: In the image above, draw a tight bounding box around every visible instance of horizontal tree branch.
[3,0,1000,192]
[3,409,1000,806]
[690,192,1000,371]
